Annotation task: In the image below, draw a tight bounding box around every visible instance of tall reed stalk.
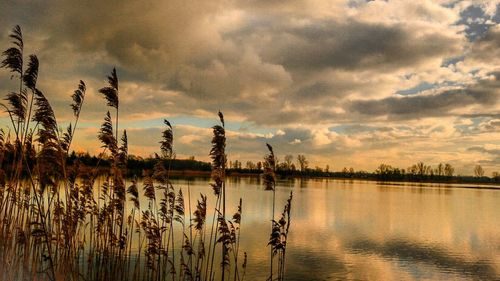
[264,144,293,281]
[263,143,276,281]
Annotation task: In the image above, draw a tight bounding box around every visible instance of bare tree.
[245,161,256,170]
[436,163,444,176]
[284,154,293,170]
[444,163,454,177]
[297,154,308,172]
[474,165,484,177]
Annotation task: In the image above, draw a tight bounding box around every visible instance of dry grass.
[0,25,292,281]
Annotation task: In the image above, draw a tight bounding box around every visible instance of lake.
[161,177,500,281]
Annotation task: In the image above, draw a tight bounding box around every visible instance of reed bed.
[0,25,292,281]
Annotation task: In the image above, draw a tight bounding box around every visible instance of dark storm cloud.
[1,0,229,82]
[330,124,394,134]
[467,145,500,166]
[467,145,500,156]
[257,19,462,71]
[349,73,500,120]
[289,77,368,104]
[249,106,346,126]
[293,82,334,100]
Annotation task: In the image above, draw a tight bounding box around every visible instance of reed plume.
[210,112,226,196]
[160,119,173,159]
[99,68,119,140]
[1,26,25,140]
[98,111,118,155]
[118,130,128,167]
[23,55,38,91]
[33,89,63,191]
[70,80,86,116]
[127,178,140,210]
[5,90,27,131]
[99,68,119,109]
[1,25,23,76]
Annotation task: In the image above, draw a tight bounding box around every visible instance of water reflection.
[153,178,500,280]
[348,238,497,280]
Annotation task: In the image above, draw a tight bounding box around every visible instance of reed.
[263,143,276,281]
[264,144,293,281]
[0,25,292,281]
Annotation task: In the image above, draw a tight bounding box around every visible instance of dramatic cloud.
[349,73,500,120]
[0,0,499,174]
[258,19,463,71]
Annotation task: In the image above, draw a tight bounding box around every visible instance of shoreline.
[159,170,500,190]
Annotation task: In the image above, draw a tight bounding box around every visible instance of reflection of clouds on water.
[279,233,499,280]
[346,238,498,280]
[271,179,500,280]
[284,249,348,281]
[106,177,500,280]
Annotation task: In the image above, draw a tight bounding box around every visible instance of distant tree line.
[65,151,211,177]
[61,151,500,184]
[373,162,498,183]
[228,156,500,184]
[375,162,456,181]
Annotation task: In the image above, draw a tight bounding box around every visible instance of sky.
[0,0,499,175]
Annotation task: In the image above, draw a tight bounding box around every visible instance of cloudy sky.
[0,0,499,175]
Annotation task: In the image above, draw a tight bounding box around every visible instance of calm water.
[163,177,500,281]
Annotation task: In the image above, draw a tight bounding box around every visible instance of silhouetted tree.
[245,161,256,170]
[444,163,454,177]
[436,163,444,176]
[297,154,308,172]
[283,155,293,170]
[474,165,484,177]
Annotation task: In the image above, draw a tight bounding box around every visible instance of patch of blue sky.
[328,125,348,134]
[465,116,487,126]
[328,124,379,134]
[116,115,277,135]
[456,4,499,41]
[347,0,374,9]
[454,116,489,133]
[441,55,465,67]
[396,81,466,96]
[454,124,470,133]
[396,82,436,96]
